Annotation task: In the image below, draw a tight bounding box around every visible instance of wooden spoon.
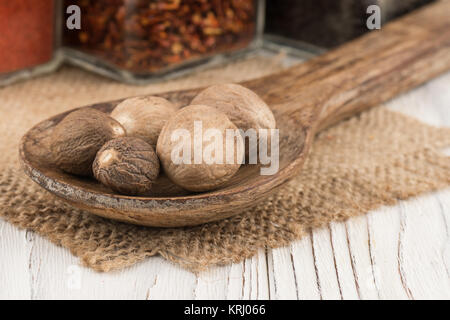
[20,1,450,227]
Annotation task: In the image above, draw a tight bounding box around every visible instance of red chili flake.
[0,0,54,73]
[63,0,256,74]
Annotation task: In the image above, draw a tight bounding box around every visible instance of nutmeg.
[191,84,276,159]
[111,96,177,149]
[50,108,126,176]
[156,105,244,192]
[191,83,276,133]
[93,137,160,196]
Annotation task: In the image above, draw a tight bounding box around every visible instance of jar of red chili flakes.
[0,0,61,86]
[63,0,262,83]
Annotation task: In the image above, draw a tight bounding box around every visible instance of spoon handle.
[246,0,450,131]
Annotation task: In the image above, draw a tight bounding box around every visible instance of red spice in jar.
[63,0,256,74]
[0,0,55,73]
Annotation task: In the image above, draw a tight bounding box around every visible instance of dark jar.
[264,0,435,51]
[0,0,62,86]
[63,0,262,83]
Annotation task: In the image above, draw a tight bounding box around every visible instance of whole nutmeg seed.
[93,137,160,196]
[191,84,276,159]
[157,105,244,192]
[191,83,276,134]
[50,108,126,176]
[111,96,177,149]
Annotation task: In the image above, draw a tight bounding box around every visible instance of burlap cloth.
[1,56,449,273]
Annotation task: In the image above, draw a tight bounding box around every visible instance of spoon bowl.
[19,92,309,227]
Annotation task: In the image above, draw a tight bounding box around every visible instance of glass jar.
[63,0,263,83]
[0,0,62,87]
[264,0,435,51]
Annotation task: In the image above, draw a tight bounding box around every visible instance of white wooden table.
[1,71,449,300]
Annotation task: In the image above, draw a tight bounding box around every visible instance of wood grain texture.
[19,0,450,227]
[2,67,450,300]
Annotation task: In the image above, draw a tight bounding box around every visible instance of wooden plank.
[0,221,31,299]
[396,196,450,299]
[290,235,321,300]
[344,216,380,299]
[328,222,360,299]
[310,229,342,299]
[269,247,298,299]
[365,208,410,299]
